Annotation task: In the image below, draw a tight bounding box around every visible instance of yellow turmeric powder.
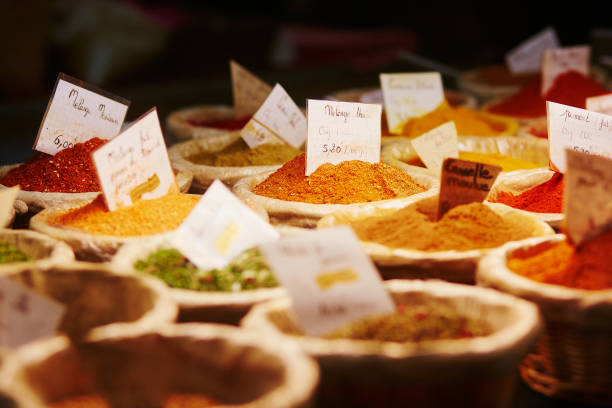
[407,151,541,172]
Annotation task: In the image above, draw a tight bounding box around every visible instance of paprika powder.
[492,173,563,213]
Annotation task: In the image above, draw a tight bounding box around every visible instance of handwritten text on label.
[411,121,459,175]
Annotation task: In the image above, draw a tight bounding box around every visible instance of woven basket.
[477,234,612,405]
[0,229,74,274]
[0,323,318,408]
[242,279,542,408]
[165,104,237,142]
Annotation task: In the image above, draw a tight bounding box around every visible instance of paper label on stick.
[230,60,273,118]
[259,226,394,336]
[379,72,444,134]
[565,149,612,245]
[541,46,590,95]
[34,73,130,155]
[92,108,177,211]
[438,158,502,219]
[411,121,458,174]
[240,84,306,148]
[305,99,382,176]
[505,27,560,74]
[173,180,279,269]
[547,101,612,173]
[0,187,19,228]
[586,94,612,116]
[0,277,65,348]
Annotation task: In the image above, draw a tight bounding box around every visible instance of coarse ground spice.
[0,138,106,193]
[253,154,425,204]
[188,139,301,167]
[0,243,30,263]
[48,393,220,408]
[51,193,199,236]
[347,202,536,252]
[492,173,563,213]
[407,151,541,172]
[507,228,612,290]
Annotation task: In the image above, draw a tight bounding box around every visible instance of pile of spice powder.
[407,151,541,172]
[51,193,199,236]
[348,202,536,252]
[49,393,220,408]
[507,228,612,290]
[0,243,31,263]
[0,138,106,193]
[492,173,563,213]
[253,154,425,204]
[189,139,301,167]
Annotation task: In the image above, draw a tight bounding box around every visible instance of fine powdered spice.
[492,173,563,213]
[48,393,220,408]
[188,139,301,167]
[253,154,425,204]
[0,242,30,263]
[1,138,106,193]
[348,202,536,252]
[407,151,541,172]
[51,193,199,236]
[507,228,612,290]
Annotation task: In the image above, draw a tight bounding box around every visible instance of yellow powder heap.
[52,193,199,236]
[188,139,301,167]
[408,151,541,172]
[348,202,536,252]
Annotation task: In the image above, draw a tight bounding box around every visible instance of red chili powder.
[492,172,563,213]
[0,138,107,193]
[187,116,251,130]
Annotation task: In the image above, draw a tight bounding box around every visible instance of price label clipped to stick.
[564,149,612,246]
[240,84,306,149]
[379,72,444,134]
[0,186,19,228]
[305,99,382,176]
[505,27,559,74]
[230,60,273,118]
[410,121,459,175]
[541,46,590,96]
[259,226,394,336]
[586,94,612,116]
[0,277,65,348]
[92,108,177,211]
[438,158,502,219]
[547,101,612,173]
[172,180,279,269]
[34,73,130,155]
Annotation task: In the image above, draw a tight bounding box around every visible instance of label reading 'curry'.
[411,121,459,175]
[172,180,279,269]
[34,73,130,155]
[0,187,19,228]
[586,94,612,116]
[379,72,444,134]
[505,27,559,74]
[259,226,394,336]
[438,158,502,219]
[541,45,590,95]
[565,149,612,246]
[230,60,273,118]
[547,101,612,173]
[92,108,177,211]
[240,84,306,149]
[305,99,382,176]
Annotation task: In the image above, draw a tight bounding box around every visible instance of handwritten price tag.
[411,121,458,175]
[230,60,273,118]
[259,226,394,336]
[565,149,612,245]
[506,27,559,74]
[0,277,65,348]
[379,72,444,134]
[34,73,129,155]
[541,46,590,95]
[438,158,501,219]
[173,180,279,269]
[586,94,612,116]
[547,101,612,173]
[305,99,381,176]
[240,84,306,148]
[92,108,177,211]
[0,186,19,228]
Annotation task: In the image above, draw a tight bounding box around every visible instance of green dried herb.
[0,243,31,264]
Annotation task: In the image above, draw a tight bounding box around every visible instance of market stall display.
[0,229,74,273]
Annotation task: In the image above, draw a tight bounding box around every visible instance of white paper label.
[379,72,444,134]
[259,226,394,336]
[586,94,612,116]
[34,73,129,155]
[0,278,65,348]
[173,180,279,269]
[230,60,273,118]
[547,101,612,173]
[0,187,19,228]
[240,84,306,148]
[305,99,382,176]
[411,121,458,174]
[541,46,590,95]
[506,27,560,74]
[92,108,177,211]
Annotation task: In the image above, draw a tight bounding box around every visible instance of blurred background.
[1,0,611,162]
